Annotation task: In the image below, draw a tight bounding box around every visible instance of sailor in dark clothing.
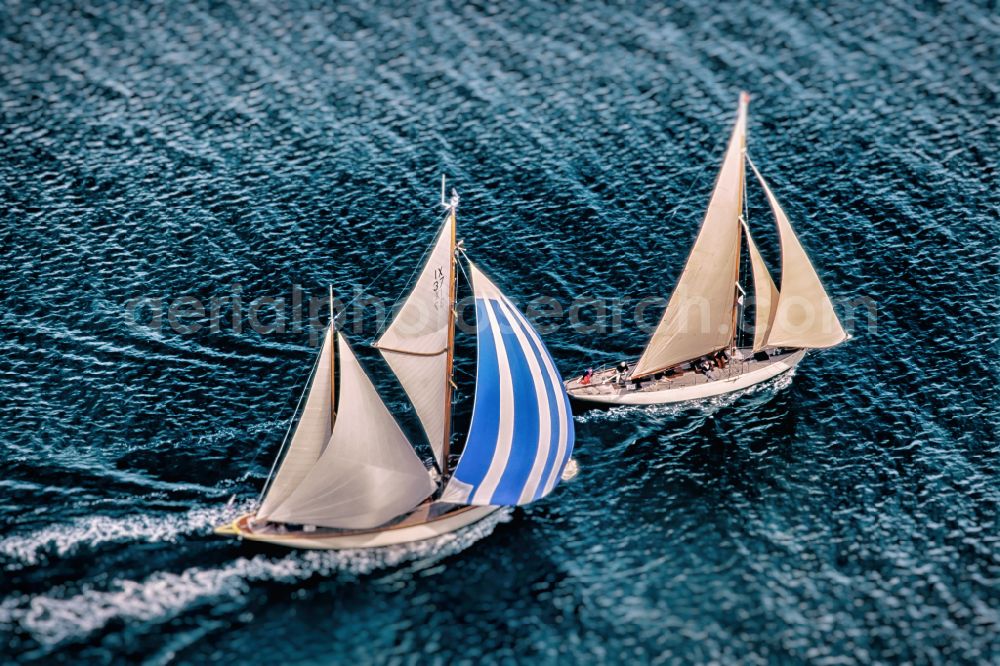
[611,361,629,384]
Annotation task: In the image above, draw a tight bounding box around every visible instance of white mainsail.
[374,208,455,469]
[749,162,848,349]
[741,218,779,352]
[257,326,334,520]
[632,92,750,377]
[267,333,435,530]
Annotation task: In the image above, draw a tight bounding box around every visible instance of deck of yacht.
[234,499,474,538]
[565,348,802,400]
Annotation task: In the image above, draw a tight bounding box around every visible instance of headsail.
[267,333,435,529]
[441,263,575,506]
[741,218,779,352]
[257,326,334,520]
[374,208,455,469]
[632,92,750,377]
[748,161,848,349]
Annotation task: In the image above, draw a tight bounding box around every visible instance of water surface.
[1,0,997,663]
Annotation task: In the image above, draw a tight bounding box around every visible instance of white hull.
[566,349,806,406]
[215,503,500,550]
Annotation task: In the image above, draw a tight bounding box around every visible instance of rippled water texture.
[1,0,998,663]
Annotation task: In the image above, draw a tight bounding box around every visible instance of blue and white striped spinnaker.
[441,263,574,506]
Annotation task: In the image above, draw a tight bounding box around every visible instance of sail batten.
[748,160,848,349]
[441,263,574,506]
[632,92,750,377]
[267,334,435,530]
[374,346,448,357]
[257,326,334,520]
[375,210,456,469]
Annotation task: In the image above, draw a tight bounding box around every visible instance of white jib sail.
[257,326,334,520]
[632,92,750,377]
[741,218,779,352]
[374,209,454,468]
[267,333,435,530]
[749,161,848,349]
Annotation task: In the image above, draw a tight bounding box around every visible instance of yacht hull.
[214,503,499,550]
[565,349,806,406]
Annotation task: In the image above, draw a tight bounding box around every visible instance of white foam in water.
[10,508,513,647]
[0,502,253,569]
[1,421,291,571]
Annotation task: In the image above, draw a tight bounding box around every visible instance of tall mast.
[329,285,336,419]
[729,91,751,355]
[440,186,459,479]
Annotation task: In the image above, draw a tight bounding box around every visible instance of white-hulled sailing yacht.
[216,186,575,549]
[566,93,849,406]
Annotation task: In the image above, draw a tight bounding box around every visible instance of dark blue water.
[1,0,998,663]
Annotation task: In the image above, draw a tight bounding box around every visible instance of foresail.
[741,219,779,352]
[441,263,574,506]
[257,326,334,520]
[375,209,454,468]
[632,92,750,377]
[749,162,848,349]
[268,333,435,529]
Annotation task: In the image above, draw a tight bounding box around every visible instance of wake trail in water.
[2,418,290,570]
[5,508,513,648]
[0,502,253,570]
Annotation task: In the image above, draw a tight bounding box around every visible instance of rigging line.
[453,248,477,335]
[455,246,476,291]
[745,154,770,184]
[335,205,450,330]
[371,229,436,338]
[254,323,329,506]
[663,127,731,225]
[663,162,710,225]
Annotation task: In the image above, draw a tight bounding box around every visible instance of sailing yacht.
[215,186,575,549]
[566,93,848,406]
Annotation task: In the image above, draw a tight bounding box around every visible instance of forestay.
[257,326,334,520]
[632,92,750,377]
[441,263,575,506]
[749,161,848,349]
[374,209,455,468]
[268,333,435,529]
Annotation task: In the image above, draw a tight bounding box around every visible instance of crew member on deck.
[613,361,629,384]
